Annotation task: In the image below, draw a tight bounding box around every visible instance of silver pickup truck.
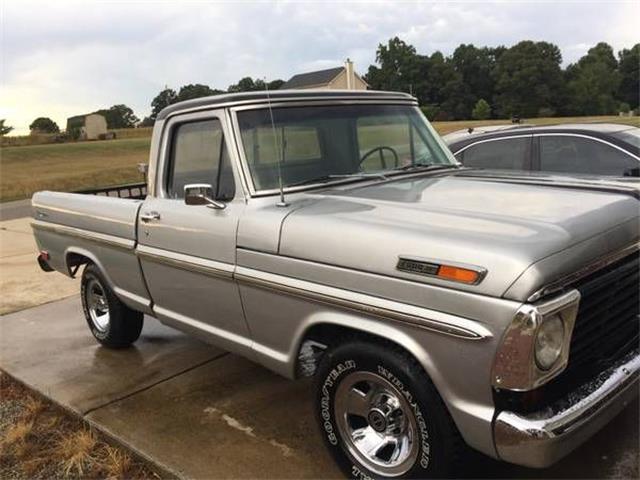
[32,90,639,479]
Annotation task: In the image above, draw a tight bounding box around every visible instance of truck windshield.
[236,104,457,192]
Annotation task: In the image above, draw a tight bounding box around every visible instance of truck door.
[137,109,251,356]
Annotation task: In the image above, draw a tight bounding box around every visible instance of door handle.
[140,211,161,222]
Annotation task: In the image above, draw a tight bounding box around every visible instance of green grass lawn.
[0,138,150,202]
[1,116,637,202]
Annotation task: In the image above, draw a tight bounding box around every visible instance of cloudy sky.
[1,0,638,134]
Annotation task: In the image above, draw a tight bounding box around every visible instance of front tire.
[315,340,463,479]
[81,264,143,348]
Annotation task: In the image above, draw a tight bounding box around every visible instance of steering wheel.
[359,146,399,170]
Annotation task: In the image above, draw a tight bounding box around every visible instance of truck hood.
[279,174,639,300]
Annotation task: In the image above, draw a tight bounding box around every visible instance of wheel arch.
[64,247,116,290]
[291,315,496,461]
[292,316,438,383]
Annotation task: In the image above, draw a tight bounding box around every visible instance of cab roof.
[156,89,417,120]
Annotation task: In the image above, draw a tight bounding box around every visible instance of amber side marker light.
[437,265,480,284]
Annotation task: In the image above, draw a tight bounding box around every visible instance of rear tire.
[314,339,464,479]
[81,264,143,348]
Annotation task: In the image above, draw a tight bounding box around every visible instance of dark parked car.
[444,123,640,179]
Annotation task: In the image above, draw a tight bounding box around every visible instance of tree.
[29,117,60,133]
[227,77,264,92]
[422,52,468,119]
[449,44,500,118]
[177,84,223,102]
[472,99,491,120]
[365,37,427,102]
[94,104,139,129]
[566,42,620,115]
[267,79,285,90]
[226,77,284,93]
[0,119,13,135]
[139,116,155,127]
[150,88,178,120]
[493,41,565,118]
[618,44,639,109]
[439,74,471,120]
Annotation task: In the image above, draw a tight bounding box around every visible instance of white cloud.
[1,0,638,134]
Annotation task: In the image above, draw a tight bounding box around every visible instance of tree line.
[8,37,638,136]
[141,77,285,126]
[15,78,286,135]
[367,38,639,120]
[147,38,638,122]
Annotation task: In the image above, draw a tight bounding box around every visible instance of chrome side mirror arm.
[184,183,227,210]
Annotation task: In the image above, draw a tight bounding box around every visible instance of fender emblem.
[397,257,487,285]
[397,258,439,276]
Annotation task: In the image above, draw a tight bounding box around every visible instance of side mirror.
[184,184,226,210]
[137,163,149,183]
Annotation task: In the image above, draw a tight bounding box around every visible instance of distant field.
[0,138,150,202]
[1,116,638,202]
[110,127,153,139]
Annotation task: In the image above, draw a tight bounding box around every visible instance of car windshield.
[236,104,457,191]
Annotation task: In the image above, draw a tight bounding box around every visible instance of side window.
[539,136,638,177]
[460,137,529,170]
[167,119,235,199]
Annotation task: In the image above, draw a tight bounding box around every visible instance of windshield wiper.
[392,163,459,172]
[288,172,388,188]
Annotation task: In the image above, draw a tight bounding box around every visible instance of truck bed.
[31,191,152,314]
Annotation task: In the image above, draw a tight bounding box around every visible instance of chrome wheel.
[334,371,420,477]
[86,278,110,332]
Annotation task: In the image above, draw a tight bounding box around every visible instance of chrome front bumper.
[494,351,640,468]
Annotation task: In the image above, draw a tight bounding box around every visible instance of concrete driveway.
[0,217,78,314]
[1,296,638,479]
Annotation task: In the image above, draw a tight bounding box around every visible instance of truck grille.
[566,250,639,380]
[495,249,639,414]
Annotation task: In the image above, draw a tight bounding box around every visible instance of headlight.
[491,290,580,391]
[534,315,565,370]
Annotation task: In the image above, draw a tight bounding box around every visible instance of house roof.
[280,67,345,89]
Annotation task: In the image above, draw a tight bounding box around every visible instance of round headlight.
[534,315,565,370]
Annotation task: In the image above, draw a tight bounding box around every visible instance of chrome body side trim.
[235,266,492,340]
[113,287,152,310]
[494,350,640,468]
[134,244,490,340]
[527,242,640,302]
[30,220,134,250]
[135,244,234,280]
[32,202,136,227]
[154,305,252,348]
